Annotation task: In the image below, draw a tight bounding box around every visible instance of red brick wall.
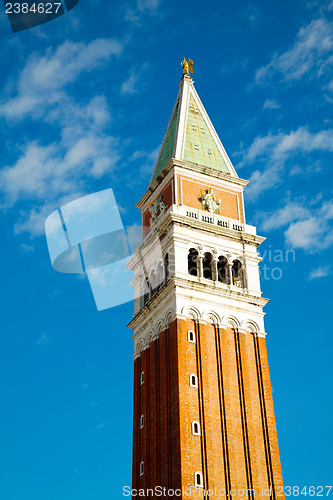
[178,177,244,223]
[142,179,174,234]
[132,321,284,499]
[132,323,181,496]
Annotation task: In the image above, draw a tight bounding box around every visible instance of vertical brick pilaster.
[132,357,140,491]
[201,322,225,493]
[239,331,270,497]
[139,348,148,492]
[257,337,284,499]
[159,328,169,489]
[220,327,248,494]
[169,320,181,490]
[149,340,158,492]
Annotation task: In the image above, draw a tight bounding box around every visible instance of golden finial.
[181,58,193,76]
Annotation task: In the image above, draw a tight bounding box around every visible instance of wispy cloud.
[36,334,50,346]
[258,201,310,232]
[96,422,105,430]
[256,199,333,252]
[20,243,34,253]
[129,146,160,177]
[120,63,150,95]
[254,18,333,86]
[124,0,162,22]
[263,98,281,110]
[244,3,261,26]
[308,264,332,279]
[0,39,124,236]
[0,39,123,120]
[240,127,333,199]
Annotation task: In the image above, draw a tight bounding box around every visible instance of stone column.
[212,249,218,281]
[228,264,233,285]
[197,256,203,278]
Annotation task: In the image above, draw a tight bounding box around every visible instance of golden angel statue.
[181,58,193,76]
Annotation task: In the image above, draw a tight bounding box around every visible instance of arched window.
[188,330,196,343]
[143,276,150,305]
[190,374,198,387]
[150,270,157,296]
[140,461,144,476]
[140,415,144,429]
[192,421,201,435]
[217,255,228,284]
[140,371,144,385]
[232,259,244,288]
[203,252,213,280]
[188,248,199,276]
[195,471,203,487]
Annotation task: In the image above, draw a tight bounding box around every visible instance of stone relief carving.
[201,189,221,213]
[148,192,166,225]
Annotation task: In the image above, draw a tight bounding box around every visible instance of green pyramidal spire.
[150,72,237,184]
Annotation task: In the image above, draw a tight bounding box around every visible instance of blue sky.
[0,0,333,498]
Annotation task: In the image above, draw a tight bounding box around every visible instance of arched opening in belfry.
[217,255,228,284]
[203,252,213,280]
[156,261,164,291]
[150,270,158,296]
[232,259,244,287]
[164,253,169,283]
[188,248,199,276]
[143,276,150,305]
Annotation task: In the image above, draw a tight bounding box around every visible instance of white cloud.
[1,133,119,205]
[0,39,123,236]
[285,217,323,250]
[87,267,108,287]
[263,99,281,109]
[245,163,283,200]
[137,0,160,13]
[240,127,333,199]
[257,198,333,252]
[36,334,50,346]
[255,18,333,85]
[121,72,140,95]
[259,201,310,232]
[20,243,35,253]
[124,0,161,21]
[14,193,82,236]
[129,146,160,177]
[120,63,150,95]
[245,127,333,162]
[308,264,332,279]
[0,39,123,120]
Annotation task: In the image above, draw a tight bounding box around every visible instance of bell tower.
[127,63,284,499]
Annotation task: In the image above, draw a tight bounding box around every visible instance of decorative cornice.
[172,313,187,322]
[169,211,265,246]
[172,275,269,307]
[254,331,267,338]
[127,278,175,331]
